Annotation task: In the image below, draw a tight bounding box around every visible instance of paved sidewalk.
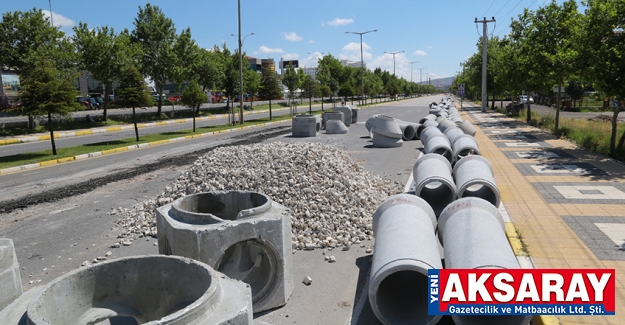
[461,102,624,325]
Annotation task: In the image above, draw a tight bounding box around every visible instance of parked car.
[519,95,534,104]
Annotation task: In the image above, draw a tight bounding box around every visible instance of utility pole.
[475,17,495,113]
[237,0,244,125]
[346,30,377,106]
[384,51,404,76]
[406,61,419,83]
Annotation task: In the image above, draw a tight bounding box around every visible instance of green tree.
[300,74,319,113]
[281,64,300,114]
[316,54,343,106]
[196,46,226,109]
[565,80,584,108]
[131,3,176,116]
[180,79,207,132]
[73,23,134,121]
[318,84,332,111]
[245,70,261,110]
[581,0,625,157]
[364,71,384,104]
[258,66,282,119]
[19,42,80,155]
[116,65,152,141]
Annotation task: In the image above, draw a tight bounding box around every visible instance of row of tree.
[452,0,624,157]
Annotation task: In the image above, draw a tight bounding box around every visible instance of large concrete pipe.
[414,123,426,140]
[156,191,293,313]
[292,115,318,137]
[369,194,442,325]
[397,120,423,140]
[419,126,445,145]
[25,255,253,325]
[351,107,359,123]
[413,154,457,217]
[0,239,22,311]
[452,155,500,207]
[422,119,438,128]
[452,134,481,163]
[423,134,454,164]
[396,121,417,141]
[333,106,352,126]
[372,132,403,148]
[371,115,403,139]
[457,119,477,136]
[438,197,531,325]
[443,127,466,145]
[323,111,344,128]
[436,118,457,133]
[366,114,380,132]
[418,114,437,125]
[326,120,349,134]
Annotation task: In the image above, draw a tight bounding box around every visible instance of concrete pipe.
[443,127,465,145]
[333,106,352,126]
[323,111,344,130]
[326,120,349,134]
[438,197,531,325]
[419,126,445,145]
[396,121,417,141]
[435,110,449,118]
[156,191,293,313]
[292,115,318,137]
[413,154,457,217]
[418,114,437,125]
[315,115,322,132]
[414,123,426,140]
[457,119,477,136]
[351,107,359,123]
[372,132,403,148]
[436,118,457,133]
[452,155,500,207]
[422,119,438,128]
[369,194,442,325]
[397,121,423,140]
[452,134,481,163]
[423,134,454,164]
[450,115,464,124]
[371,115,402,139]
[25,255,253,325]
[0,239,22,311]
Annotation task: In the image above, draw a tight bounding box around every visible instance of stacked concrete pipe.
[326,120,349,134]
[443,127,466,146]
[369,194,442,325]
[322,111,344,130]
[457,119,477,136]
[451,134,481,163]
[452,155,501,207]
[332,106,352,126]
[395,121,417,141]
[413,154,457,217]
[438,197,531,325]
[24,255,253,325]
[397,120,423,140]
[423,134,454,164]
[0,239,22,311]
[418,114,437,125]
[156,191,293,313]
[292,115,319,137]
[436,118,457,133]
[418,126,444,145]
[371,115,403,148]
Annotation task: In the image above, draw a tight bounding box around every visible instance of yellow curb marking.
[39,159,58,167]
[56,157,75,163]
[0,139,19,145]
[101,149,117,155]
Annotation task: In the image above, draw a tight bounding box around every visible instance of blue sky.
[5,0,563,83]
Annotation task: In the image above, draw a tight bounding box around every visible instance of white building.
[303,67,317,79]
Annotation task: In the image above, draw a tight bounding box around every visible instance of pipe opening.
[419,181,455,216]
[218,239,278,304]
[172,192,270,224]
[376,270,431,325]
[461,184,499,206]
[456,148,479,160]
[432,148,453,163]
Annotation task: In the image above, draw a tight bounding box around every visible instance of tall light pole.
[405,61,419,83]
[237,0,244,124]
[418,68,427,85]
[475,17,496,112]
[384,51,404,76]
[48,0,54,26]
[346,30,377,106]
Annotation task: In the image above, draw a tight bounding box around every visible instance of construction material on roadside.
[412,154,457,217]
[326,120,349,134]
[451,134,481,163]
[369,194,442,325]
[322,111,344,130]
[395,121,417,141]
[371,115,404,148]
[292,115,319,137]
[457,119,477,136]
[333,106,353,126]
[0,239,22,311]
[423,134,454,164]
[24,255,254,325]
[452,155,500,207]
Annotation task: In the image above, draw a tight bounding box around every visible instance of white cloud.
[301,52,324,67]
[281,53,299,60]
[415,50,427,56]
[42,10,74,28]
[342,42,371,52]
[427,45,433,49]
[371,52,412,81]
[283,32,302,42]
[327,17,354,26]
[254,46,284,54]
[308,40,315,44]
[340,42,372,61]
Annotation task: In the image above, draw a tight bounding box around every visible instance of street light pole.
[384,51,404,76]
[48,0,54,26]
[418,68,427,85]
[405,61,419,83]
[346,30,377,106]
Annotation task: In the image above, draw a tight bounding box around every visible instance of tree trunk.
[28,115,35,130]
[555,78,562,133]
[103,83,111,121]
[132,106,139,141]
[309,96,312,114]
[269,99,273,120]
[321,96,324,111]
[616,101,625,156]
[48,112,57,155]
[526,90,532,124]
[610,101,620,157]
[193,104,197,132]
[156,84,163,116]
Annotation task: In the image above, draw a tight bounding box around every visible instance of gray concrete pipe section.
[326,120,349,134]
[423,134,454,165]
[322,111,344,130]
[443,127,466,145]
[397,120,423,140]
[371,115,402,138]
[25,255,253,325]
[350,107,359,124]
[365,114,379,132]
[457,119,477,136]
[372,132,403,148]
[418,114,437,125]
[156,191,293,313]
[0,239,22,311]
[422,119,438,128]
[451,134,481,163]
[452,155,501,207]
[419,126,445,145]
[438,197,531,325]
[413,153,457,217]
[332,106,352,126]
[395,121,417,141]
[292,115,319,137]
[369,194,442,325]
[436,118,457,133]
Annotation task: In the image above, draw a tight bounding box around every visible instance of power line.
[493,0,512,17]
[499,0,526,21]
[482,0,497,17]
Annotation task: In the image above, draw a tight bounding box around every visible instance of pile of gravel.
[112,142,402,249]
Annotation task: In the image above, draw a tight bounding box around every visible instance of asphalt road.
[0,95,442,325]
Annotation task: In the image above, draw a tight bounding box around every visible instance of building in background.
[303,67,317,79]
[247,56,275,73]
[340,60,365,69]
[1,69,20,108]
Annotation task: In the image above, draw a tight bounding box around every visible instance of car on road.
[519,95,534,104]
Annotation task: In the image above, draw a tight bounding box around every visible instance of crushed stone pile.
[113,142,402,249]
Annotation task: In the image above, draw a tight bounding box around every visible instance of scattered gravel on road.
[112,142,402,250]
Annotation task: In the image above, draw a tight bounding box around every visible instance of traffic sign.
[458,84,465,91]
[458,90,465,97]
